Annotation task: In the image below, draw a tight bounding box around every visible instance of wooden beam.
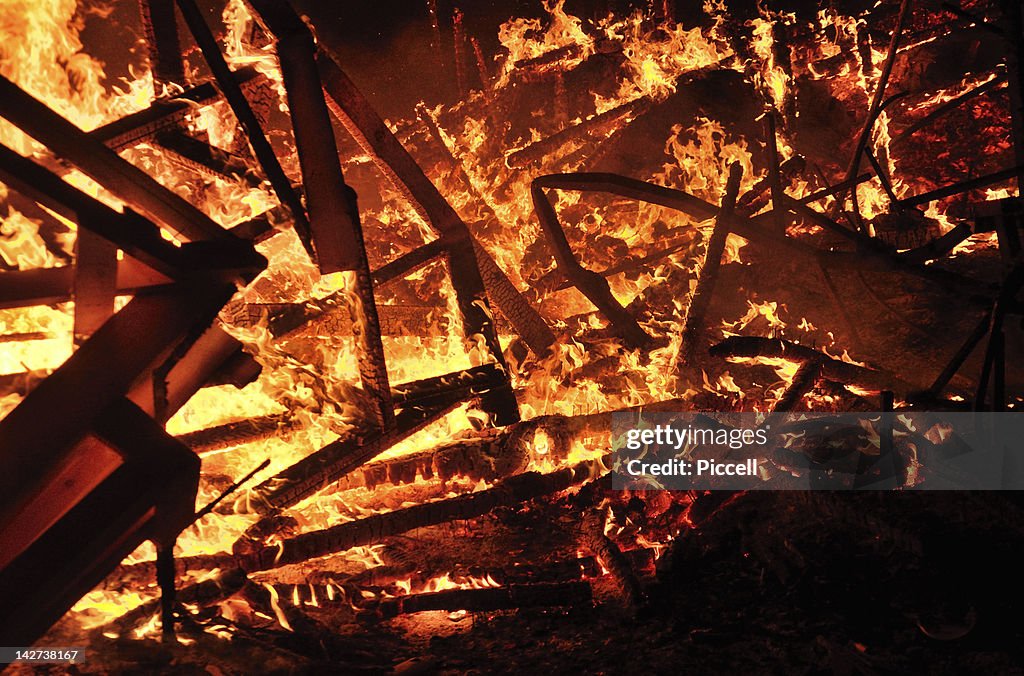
[72,228,118,345]
[0,282,234,537]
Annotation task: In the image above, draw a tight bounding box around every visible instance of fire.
[0,0,1012,644]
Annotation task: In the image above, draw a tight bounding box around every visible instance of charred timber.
[175,413,296,455]
[357,581,592,620]
[237,458,606,572]
[313,47,515,389]
[90,68,262,151]
[772,359,824,412]
[579,508,644,607]
[709,336,899,392]
[235,400,456,517]
[414,105,555,354]
[173,0,315,256]
[138,0,185,87]
[248,0,394,427]
[531,180,652,348]
[680,163,743,362]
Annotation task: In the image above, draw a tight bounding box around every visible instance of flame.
[0,0,1002,639]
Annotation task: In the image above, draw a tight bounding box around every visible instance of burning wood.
[357,581,593,621]
[0,0,1022,669]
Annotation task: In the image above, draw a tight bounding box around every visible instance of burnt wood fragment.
[358,581,592,620]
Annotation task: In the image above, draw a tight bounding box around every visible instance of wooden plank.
[138,0,185,86]
[0,283,234,537]
[73,227,118,344]
[0,259,172,310]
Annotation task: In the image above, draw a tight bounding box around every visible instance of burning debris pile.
[0,0,1022,671]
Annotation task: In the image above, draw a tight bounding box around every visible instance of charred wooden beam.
[835,0,912,229]
[530,173,804,254]
[0,75,229,243]
[709,336,900,393]
[175,413,296,455]
[173,0,315,256]
[417,108,555,355]
[236,400,456,517]
[414,106,556,355]
[327,547,656,593]
[0,144,185,281]
[0,282,234,535]
[237,457,606,572]
[772,358,824,412]
[507,99,648,169]
[313,47,516,408]
[72,227,118,345]
[0,260,171,311]
[334,424,532,493]
[392,364,509,408]
[247,0,393,427]
[90,68,262,151]
[892,73,1008,146]
[372,239,447,287]
[138,0,186,87]
[155,132,261,185]
[764,108,786,232]
[579,507,643,607]
[358,581,592,620]
[531,180,651,348]
[680,163,742,362]
[899,164,1024,208]
[0,333,49,344]
[0,398,199,646]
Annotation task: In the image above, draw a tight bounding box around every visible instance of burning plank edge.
[356,581,593,621]
[507,98,649,170]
